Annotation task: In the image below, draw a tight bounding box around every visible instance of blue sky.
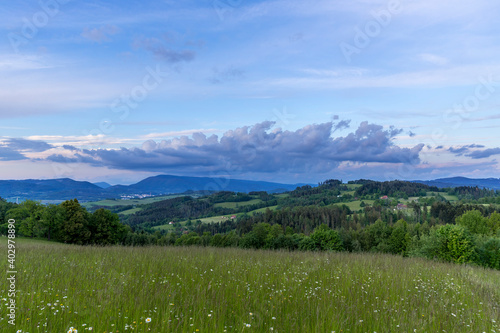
[1,0,500,185]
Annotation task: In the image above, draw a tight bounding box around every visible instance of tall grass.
[1,238,499,332]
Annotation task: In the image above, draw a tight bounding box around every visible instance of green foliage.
[435,224,477,264]
[60,199,92,245]
[389,219,410,255]
[487,212,500,235]
[456,209,489,235]
[475,236,500,270]
[298,236,317,251]
[310,224,343,251]
[90,208,128,245]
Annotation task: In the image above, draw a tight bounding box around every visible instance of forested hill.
[0,175,306,202]
[120,180,442,229]
[352,180,439,197]
[413,177,500,190]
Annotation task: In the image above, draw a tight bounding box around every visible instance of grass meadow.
[1,238,499,333]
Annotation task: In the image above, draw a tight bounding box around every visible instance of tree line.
[0,198,128,245]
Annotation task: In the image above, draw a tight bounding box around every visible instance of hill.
[107,174,303,195]
[413,176,500,190]
[0,175,305,202]
[0,178,105,201]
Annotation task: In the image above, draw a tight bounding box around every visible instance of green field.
[3,238,499,332]
[427,191,459,202]
[154,215,237,230]
[119,207,143,215]
[213,199,262,209]
[153,206,279,230]
[336,200,375,211]
[248,205,278,214]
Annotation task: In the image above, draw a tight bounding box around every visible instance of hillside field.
[1,238,499,333]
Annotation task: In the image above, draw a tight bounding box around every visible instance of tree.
[60,199,91,245]
[40,204,64,241]
[89,208,128,245]
[309,224,343,251]
[456,210,489,235]
[389,219,410,255]
[435,224,476,264]
[7,200,43,238]
[487,212,500,235]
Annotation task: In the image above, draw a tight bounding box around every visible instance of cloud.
[417,53,449,66]
[466,147,500,159]
[0,138,53,161]
[44,121,424,174]
[0,147,27,161]
[448,144,486,156]
[5,138,54,152]
[209,66,245,84]
[333,120,351,132]
[133,37,195,63]
[81,25,120,43]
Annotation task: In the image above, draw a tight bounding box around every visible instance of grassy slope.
[153,206,279,231]
[2,238,499,332]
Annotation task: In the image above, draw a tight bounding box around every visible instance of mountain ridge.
[1,175,499,202]
[0,175,307,202]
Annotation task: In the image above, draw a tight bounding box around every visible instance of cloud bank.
[43,121,424,175]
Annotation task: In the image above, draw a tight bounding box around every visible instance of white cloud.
[417,53,449,66]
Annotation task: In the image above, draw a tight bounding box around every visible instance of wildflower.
[246,324,251,327]
[146,318,151,323]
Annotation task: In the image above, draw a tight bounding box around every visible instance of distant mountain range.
[412,177,500,190]
[0,175,307,202]
[1,175,499,203]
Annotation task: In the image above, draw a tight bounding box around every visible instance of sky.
[1,0,500,185]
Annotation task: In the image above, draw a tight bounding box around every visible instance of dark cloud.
[0,147,27,161]
[62,145,78,151]
[0,138,54,161]
[6,138,53,152]
[449,144,486,156]
[332,120,350,132]
[134,37,195,63]
[466,148,500,159]
[46,121,424,174]
[408,131,416,137]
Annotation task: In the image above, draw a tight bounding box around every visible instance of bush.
[435,224,476,264]
[475,236,500,269]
